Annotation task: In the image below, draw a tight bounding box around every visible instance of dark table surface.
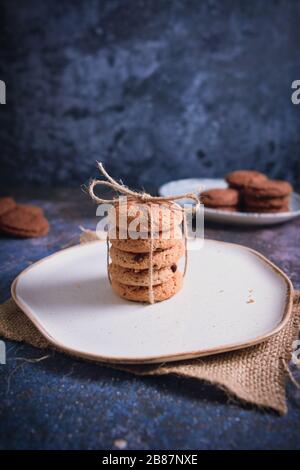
[0,188,300,450]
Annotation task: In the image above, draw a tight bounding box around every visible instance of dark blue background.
[0,0,300,190]
[1,2,300,450]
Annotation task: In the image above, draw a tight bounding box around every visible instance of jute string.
[88,162,200,303]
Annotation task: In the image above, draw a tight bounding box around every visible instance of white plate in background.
[159,178,300,226]
[12,240,293,364]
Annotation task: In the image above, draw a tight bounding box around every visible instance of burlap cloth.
[1,233,299,415]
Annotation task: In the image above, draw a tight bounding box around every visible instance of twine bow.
[89,162,200,304]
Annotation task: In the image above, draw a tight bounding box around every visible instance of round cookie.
[111,201,183,233]
[245,205,289,214]
[244,195,289,209]
[225,170,268,189]
[17,204,44,216]
[111,270,183,302]
[109,263,178,286]
[0,197,16,216]
[0,205,49,238]
[212,206,238,212]
[200,188,239,207]
[244,179,293,198]
[110,240,185,270]
[109,225,182,253]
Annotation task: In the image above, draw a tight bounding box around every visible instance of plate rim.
[159,177,300,218]
[11,239,294,364]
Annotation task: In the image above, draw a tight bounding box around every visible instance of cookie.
[17,204,44,216]
[109,263,178,286]
[111,270,183,302]
[245,205,289,214]
[110,240,185,270]
[243,179,293,198]
[0,205,49,238]
[225,170,268,189]
[211,206,238,212]
[109,225,182,253]
[0,197,16,216]
[200,188,239,207]
[244,195,289,209]
[111,201,183,233]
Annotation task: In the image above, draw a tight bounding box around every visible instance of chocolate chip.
[133,253,145,263]
[171,264,177,273]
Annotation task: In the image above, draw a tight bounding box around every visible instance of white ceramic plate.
[12,240,293,364]
[159,178,300,225]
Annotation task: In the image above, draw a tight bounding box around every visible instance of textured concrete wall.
[0,0,300,189]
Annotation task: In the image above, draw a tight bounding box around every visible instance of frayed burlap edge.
[1,293,299,415]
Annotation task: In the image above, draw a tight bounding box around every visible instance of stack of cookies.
[108,201,185,303]
[242,180,293,213]
[0,197,49,237]
[200,170,293,214]
[225,170,292,213]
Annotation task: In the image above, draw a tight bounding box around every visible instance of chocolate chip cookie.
[110,240,185,270]
[111,270,183,302]
[111,201,183,233]
[109,263,177,286]
[110,225,182,253]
